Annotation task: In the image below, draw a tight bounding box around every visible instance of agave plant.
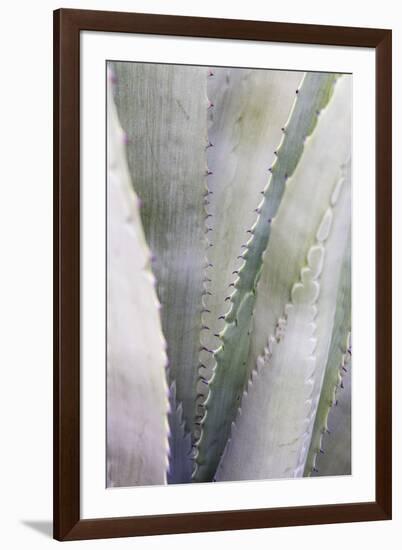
[106,61,352,487]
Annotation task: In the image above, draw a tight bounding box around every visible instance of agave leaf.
[194,72,340,482]
[216,76,351,481]
[311,360,352,477]
[167,383,194,484]
[296,159,351,475]
[200,68,303,358]
[112,62,208,436]
[305,239,352,476]
[106,72,169,487]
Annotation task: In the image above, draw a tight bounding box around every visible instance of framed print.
[53,8,392,541]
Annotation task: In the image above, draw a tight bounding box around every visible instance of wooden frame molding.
[54,8,392,541]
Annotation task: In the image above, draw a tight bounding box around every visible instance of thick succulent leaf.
[305,238,352,476]
[106,72,169,487]
[297,161,351,474]
[311,360,351,477]
[194,72,339,482]
[247,75,346,378]
[167,383,194,484]
[112,62,208,435]
[216,76,351,481]
[201,68,303,357]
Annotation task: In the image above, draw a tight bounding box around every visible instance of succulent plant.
[106,69,170,487]
[107,61,352,487]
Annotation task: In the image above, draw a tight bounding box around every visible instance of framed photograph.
[54,8,392,541]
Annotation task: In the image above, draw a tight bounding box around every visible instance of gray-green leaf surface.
[112,62,208,436]
[200,67,303,362]
[216,75,351,482]
[306,234,352,476]
[194,72,341,482]
[167,382,194,484]
[311,361,351,477]
[106,73,170,487]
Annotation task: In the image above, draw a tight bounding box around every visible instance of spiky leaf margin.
[216,76,351,482]
[112,62,208,437]
[106,70,170,487]
[194,72,340,482]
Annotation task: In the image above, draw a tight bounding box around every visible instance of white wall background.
[0,0,399,548]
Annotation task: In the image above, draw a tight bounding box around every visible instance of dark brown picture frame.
[54,8,392,541]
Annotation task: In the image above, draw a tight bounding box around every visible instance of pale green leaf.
[106,72,170,487]
[200,68,303,358]
[216,76,351,481]
[311,361,351,477]
[194,72,340,482]
[305,236,352,476]
[167,382,194,484]
[112,62,208,435]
